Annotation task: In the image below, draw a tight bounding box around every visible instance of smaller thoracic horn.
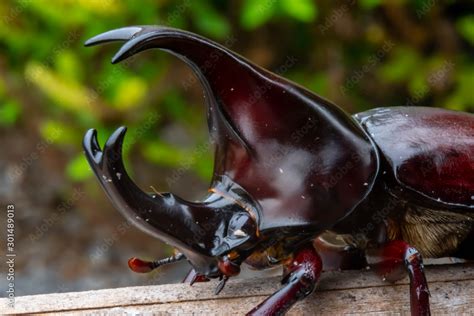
[83,127,239,275]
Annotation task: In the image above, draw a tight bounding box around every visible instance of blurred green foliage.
[241,0,318,29]
[0,0,472,186]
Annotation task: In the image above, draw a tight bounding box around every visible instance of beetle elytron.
[83,26,473,315]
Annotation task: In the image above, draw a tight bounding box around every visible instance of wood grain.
[1,263,473,315]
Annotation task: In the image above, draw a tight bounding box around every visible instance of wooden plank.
[1,263,473,315]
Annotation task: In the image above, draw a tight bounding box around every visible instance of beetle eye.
[233,229,247,237]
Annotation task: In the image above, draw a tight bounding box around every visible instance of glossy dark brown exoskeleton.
[83,26,473,316]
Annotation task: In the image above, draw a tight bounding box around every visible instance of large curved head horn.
[83,127,226,273]
[85,25,379,233]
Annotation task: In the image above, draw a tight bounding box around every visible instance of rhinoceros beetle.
[83,26,473,316]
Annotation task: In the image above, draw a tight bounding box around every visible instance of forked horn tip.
[83,128,101,162]
[103,126,127,157]
[84,26,144,47]
[111,39,138,64]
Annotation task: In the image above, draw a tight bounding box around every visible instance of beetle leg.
[366,240,430,316]
[182,268,210,285]
[128,253,185,273]
[247,244,322,316]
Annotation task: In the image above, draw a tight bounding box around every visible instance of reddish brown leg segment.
[247,244,322,316]
[366,240,430,316]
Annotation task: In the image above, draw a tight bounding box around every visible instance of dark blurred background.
[0,0,472,296]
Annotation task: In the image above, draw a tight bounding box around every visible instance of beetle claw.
[214,275,229,295]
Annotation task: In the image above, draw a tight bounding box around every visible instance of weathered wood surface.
[1,263,473,315]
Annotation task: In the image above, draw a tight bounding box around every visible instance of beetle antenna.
[128,253,185,273]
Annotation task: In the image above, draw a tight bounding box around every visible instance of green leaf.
[141,140,212,180]
[193,151,213,180]
[40,120,79,145]
[378,47,420,83]
[408,72,429,100]
[141,141,188,168]
[56,50,83,83]
[0,100,21,126]
[445,66,474,111]
[359,0,382,10]
[240,0,277,30]
[457,15,474,45]
[190,2,230,39]
[308,73,328,95]
[0,78,5,97]
[280,0,317,22]
[66,154,93,182]
[113,77,148,110]
[25,62,98,116]
[162,90,187,121]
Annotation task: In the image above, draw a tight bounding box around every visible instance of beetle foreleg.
[128,253,185,273]
[247,244,322,316]
[366,240,430,316]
